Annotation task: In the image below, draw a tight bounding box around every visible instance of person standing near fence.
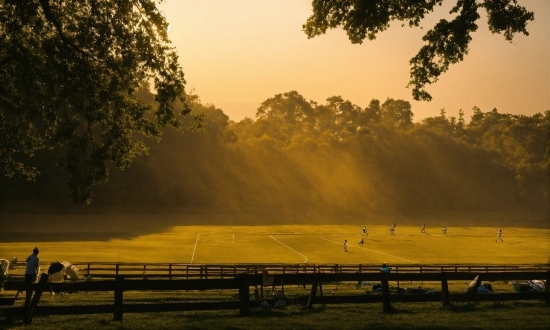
[25,247,40,283]
[24,247,40,310]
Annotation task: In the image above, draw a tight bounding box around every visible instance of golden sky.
[159,0,549,122]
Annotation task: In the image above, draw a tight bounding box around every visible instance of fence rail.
[1,264,548,325]
[6,262,550,280]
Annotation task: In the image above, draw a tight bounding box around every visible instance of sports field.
[1,224,548,265]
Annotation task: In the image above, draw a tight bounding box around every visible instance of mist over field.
[1,88,548,230]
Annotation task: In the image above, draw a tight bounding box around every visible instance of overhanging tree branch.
[303,0,534,101]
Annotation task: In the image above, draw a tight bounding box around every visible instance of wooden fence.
[6,261,550,279]
[1,264,548,324]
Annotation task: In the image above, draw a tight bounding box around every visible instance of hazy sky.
[159,0,549,122]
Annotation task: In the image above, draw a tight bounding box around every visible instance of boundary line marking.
[191,233,200,264]
[269,235,308,264]
[319,237,415,263]
[195,233,235,244]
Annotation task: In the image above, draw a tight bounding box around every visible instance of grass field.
[1,224,548,265]
[1,212,549,329]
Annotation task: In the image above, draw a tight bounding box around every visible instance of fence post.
[396,266,399,290]
[239,274,250,316]
[116,264,119,276]
[23,273,49,324]
[381,273,392,313]
[113,276,124,321]
[307,272,319,310]
[169,264,172,280]
[87,263,90,276]
[441,272,450,306]
[546,271,550,304]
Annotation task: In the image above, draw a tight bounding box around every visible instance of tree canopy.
[0,0,189,203]
[1,89,548,214]
[303,0,535,101]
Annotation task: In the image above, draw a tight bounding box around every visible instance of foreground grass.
[1,282,548,329]
[1,300,548,329]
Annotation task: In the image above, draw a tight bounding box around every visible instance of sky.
[159,0,549,122]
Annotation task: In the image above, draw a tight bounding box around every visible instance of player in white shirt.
[496,229,503,242]
[362,227,368,236]
[389,224,396,236]
[442,226,447,235]
[420,224,428,235]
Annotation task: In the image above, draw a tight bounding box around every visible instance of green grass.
[1,224,548,265]
[1,217,548,329]
[1,293,548,330]
[1,279,548,328]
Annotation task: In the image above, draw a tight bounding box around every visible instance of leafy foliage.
[303,0,534,101]
[0,0,188,203]
[2,89,547,215]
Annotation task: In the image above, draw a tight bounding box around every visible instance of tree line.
[2,0,537,208]
[2,89,548,216]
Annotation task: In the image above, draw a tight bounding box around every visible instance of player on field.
[420,224,428,235]
[389,224,396,236]
[343,240,348,252]
[442,226,447,235]
[362,226,368,236]
[496,229,503,242]
[359,237,364,246]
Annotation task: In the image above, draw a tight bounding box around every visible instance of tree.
[380,98,413,129]
[254,91,315,144]
[303,0,534,101]
[0,0,189,203]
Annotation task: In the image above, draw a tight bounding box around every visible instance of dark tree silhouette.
[0,0,189,203]
[303,0,534,101]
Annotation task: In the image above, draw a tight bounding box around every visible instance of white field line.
[200,239,234,243]
[197,233,235,244]
[319,237,415,264]
[191,233,200,264]
[269,235,308,264]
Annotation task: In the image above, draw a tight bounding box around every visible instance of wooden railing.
[1,266,548,324]
[6,262,549,280]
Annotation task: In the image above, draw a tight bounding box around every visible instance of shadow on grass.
[440,302,479,312]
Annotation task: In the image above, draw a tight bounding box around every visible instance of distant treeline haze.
[2,89,549,216]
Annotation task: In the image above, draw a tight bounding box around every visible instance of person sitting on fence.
[380,263,391,273]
